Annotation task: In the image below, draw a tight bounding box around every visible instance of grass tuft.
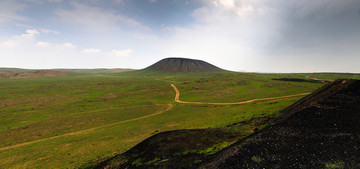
[251,156,264,163]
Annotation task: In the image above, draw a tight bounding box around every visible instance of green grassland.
[0,71,359,168]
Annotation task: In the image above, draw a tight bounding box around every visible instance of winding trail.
[0,104,173,151]
[307,77,333,83]
[171,84,310,105]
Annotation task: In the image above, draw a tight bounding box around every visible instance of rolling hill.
[0,70,72,79]
[0,68,135,79]
[53,68,135,74]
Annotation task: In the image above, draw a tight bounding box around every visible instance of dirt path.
[307,77,333,82]
[0,104,173,151]
[171,84,309,105]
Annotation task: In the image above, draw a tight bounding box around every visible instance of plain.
[0,71,359,168]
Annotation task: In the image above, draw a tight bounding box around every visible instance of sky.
[0,0,360,73]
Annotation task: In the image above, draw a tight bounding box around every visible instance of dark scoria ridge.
[144,58,223,72]
[199,79,360,169]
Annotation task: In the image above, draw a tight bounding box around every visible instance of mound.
[0,70,71,79]
[199,79,360,169]
[144,58,224,72]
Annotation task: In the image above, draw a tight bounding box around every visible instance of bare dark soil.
[144,58,223,72]
[199,79,360,169]
[272,78,322,83]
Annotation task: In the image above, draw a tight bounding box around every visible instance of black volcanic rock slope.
[199,79,360,169]
[144,58,223,72]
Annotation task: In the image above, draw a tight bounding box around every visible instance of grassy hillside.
[0,72,358,168]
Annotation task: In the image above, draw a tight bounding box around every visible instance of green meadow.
[0,72,358,168]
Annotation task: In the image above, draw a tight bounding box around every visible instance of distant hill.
[53,68,135,74]
[0,70,71,79]
[144,58,224,72]
[0,68,134,79]
[0,68,135,78]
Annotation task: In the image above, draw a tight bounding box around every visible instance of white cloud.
[0,40,17,47]
[196,0,256,18]
[54,2,147,31]
[41,28,59,34]
[0,1,27,24]
[112,48,133,57]
[113,0,125,5]
[0,29,135,69]
[36,41,50,47]
[20,29,40,39]
[62,43,75,48]
[1,0,359,72]
[186,0,360,72]
[182,1,282,56]
[24,0,63,3]
[216,0,236,9]
[82,48,101,54]
[0,29,40,47]
[48,0,63,2]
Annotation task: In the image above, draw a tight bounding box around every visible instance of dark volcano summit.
[144,58,223,72]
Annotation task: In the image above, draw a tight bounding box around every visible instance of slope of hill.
[144,58,224,72]
[92,129,244,169]
[199,79,360,169]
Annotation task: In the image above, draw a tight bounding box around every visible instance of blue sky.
[1,0,360,72]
